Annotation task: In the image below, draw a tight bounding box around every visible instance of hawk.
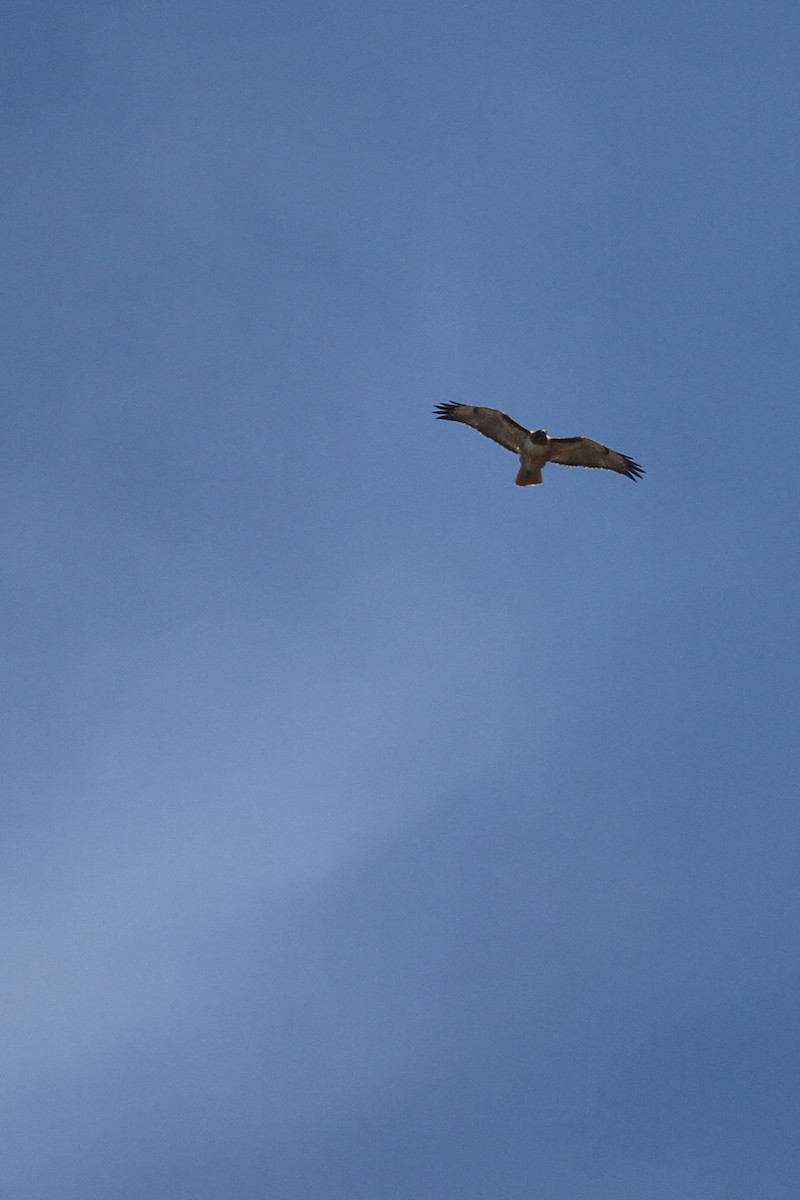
[434,403,644,487]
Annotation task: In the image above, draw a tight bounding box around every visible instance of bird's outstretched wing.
[433,403,529,454]
[547,436,644,480]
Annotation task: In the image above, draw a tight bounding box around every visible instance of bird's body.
[515,429,550,487]
[433,403,644,487]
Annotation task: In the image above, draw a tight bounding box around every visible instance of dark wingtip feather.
[433,402,461,420]
[623,458,645,480]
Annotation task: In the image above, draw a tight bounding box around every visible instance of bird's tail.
[515,465,543,486]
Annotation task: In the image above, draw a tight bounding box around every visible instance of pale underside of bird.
[434,403,644,487]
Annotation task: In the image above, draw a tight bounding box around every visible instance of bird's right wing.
[433,403,528,454]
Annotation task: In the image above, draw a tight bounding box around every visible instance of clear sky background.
[4,2,800,1197]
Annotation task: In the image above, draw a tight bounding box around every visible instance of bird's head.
[530,429,548,444]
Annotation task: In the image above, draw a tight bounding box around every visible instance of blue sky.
[3,2,800,1196]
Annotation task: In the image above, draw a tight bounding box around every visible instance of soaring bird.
[434,403,644,487]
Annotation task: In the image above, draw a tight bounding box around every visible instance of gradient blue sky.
[4,2,800,1197]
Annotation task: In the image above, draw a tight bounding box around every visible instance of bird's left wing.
[548,436,644,480]
[433,403,528,454]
